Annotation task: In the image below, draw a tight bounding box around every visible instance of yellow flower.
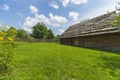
[0,32,7,36]
[3,32,7,35]
[14,30,17,34]
[11,29,17,34]
[8,37,13,41]
[0,32,4,35]
[0,37,3,41]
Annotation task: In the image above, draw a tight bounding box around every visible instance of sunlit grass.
[13,42,120,80]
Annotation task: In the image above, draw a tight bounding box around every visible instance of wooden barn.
[60,11,120,51]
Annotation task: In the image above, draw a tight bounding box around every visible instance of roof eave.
[60,27,120,38]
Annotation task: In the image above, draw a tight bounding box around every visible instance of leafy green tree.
[32,23,48,39]
[110,2,120,27]
[47,29,55,39]
[16,29,35,41]
[16,29,29,38]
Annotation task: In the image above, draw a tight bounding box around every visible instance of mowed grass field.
[12,42,120,80]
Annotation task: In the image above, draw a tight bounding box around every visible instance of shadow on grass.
[98,55,120,79]
[81,46,120,55]
[99,56,120,70]
[61,44,120,55]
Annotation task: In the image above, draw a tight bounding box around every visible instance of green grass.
[12,42,120,80]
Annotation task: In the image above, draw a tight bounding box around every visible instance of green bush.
[0,25,16,78]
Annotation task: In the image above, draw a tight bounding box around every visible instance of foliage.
[32,22,55,40]
[0,25,16,79]
[110,2,120,27]
[16,29,35,42]
[47,29,55,39]
[54,35,60,43]
[16,29,29,38]
[13,42,120,80]
[32,23,48,39]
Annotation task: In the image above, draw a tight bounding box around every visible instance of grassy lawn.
[12,42,120,80]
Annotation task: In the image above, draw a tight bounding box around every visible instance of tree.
[7,26,17,37]
[47,29,55,39]
[32,23,48,39]
[54,34,60,43]
[16,29,29,38]
[16,29,35,41]
[110,2,120,27]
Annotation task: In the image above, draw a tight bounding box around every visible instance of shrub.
[0,25,16,79]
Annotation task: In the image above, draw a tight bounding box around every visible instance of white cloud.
[49,13,68,27]
[29,5,38,14]
[0,22,2,26]
[59,29,65,34]
[61,0,88,7]
[81,1,118,20]
[23,5,68,33]
[69,11,79,21]
[62,0,70,7]
[49,2,59,9]
[71,0,88,5]
[1,4,10,11]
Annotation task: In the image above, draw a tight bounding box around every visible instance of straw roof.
[61,11,120,38]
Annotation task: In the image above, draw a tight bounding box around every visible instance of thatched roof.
[61,11,120,38]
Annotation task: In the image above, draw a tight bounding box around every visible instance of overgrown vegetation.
[15,22,58,42]
[16,29,35,42]
[110,2,120,27]
[0,25,16,79]
[32,22,55,39]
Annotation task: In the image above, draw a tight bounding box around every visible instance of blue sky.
[0,0,119,35]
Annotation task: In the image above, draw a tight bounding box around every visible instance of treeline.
[15,22,60,42]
